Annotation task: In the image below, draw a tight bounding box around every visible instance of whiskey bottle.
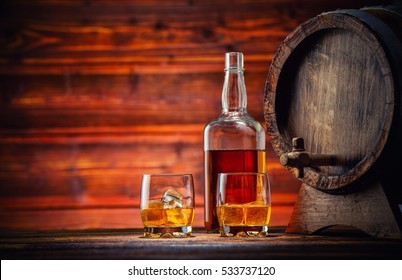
[203,52,266,231]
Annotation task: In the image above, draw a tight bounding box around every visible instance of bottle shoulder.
[204,112,266,150]
[204,112,265,133]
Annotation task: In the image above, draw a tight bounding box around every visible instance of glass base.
[143,226,192,238]
[219,225,268,237]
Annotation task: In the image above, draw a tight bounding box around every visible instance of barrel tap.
[280,137,337,178]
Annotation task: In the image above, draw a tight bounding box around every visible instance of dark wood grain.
[1,227,402,260]
[287,182,402,238]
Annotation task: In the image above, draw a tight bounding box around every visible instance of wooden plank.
[0,73,266,106]
[1,227,402,260]
[0,71,267,129]
[0,195,140,210]
[0,72,265,110]
[0,124,204,139]
[0,207,160,230]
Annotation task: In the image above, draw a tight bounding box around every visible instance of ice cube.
[182,197,192,208]
[147,200,164,209]
[161,189,183,209]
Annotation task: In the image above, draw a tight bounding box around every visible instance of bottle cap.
[225,52,244,71]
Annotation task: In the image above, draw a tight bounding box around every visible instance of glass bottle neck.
[221,53,247,113]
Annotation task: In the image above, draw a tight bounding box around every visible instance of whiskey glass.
[140,174,195,238]
[217,172,271,237]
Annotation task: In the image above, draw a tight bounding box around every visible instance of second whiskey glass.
[216,172,271,237]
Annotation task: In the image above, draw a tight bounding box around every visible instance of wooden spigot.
[280,137,337,178]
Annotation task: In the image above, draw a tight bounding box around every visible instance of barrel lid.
[264,10,402,193]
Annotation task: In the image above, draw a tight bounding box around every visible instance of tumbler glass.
[140,174,195,238]
[217,172,271,237]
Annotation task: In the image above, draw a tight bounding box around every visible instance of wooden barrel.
[264,8,402,194]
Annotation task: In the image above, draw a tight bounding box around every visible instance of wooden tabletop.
[1,227,401,260]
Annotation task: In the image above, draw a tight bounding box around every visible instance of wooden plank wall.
[0,0,392,231]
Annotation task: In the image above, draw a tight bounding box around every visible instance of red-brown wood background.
[0,0,393,230]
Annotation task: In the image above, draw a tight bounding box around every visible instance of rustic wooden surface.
[264,8,402,193]
[1,227,402,260]
[287,182,402,239]
[0,0,394,231]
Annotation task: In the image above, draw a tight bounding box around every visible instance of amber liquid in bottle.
[204,149,266,230]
